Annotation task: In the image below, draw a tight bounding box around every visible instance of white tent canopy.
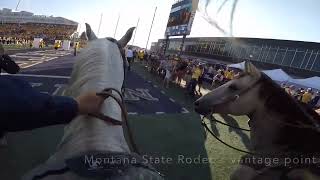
[262,69,292,82]
[289,76,320,90]
[227,61,320,90]
[228,61,292,82]
[228,61,245,70]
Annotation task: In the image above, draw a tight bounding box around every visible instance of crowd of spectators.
[282,84,320,109]
[129,50,320,113]
[130,51,238,96]
[0,23,77,46]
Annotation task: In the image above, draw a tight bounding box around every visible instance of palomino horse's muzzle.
[194,94,240,116]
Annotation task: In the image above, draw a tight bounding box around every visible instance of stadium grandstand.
[0,8,78,46]
[151,37,320,77]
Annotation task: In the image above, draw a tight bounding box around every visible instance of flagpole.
[113,14,120,38]
[131,17,140,46]
[145,6,157,50]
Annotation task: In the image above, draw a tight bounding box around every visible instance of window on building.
[311,52,320,72]
[290,50,305,68]
[282,50,295,66]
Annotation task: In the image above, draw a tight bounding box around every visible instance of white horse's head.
[66,23,134,97]
[60,23,135,156]
[23,24,163,180]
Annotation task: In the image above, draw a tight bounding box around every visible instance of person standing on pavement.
[126,47,134,71]
[189,65,202,96]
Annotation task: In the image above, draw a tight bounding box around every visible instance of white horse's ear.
[118,27,135,48]
[79,31,88,41]
[0,43,4,55]
[244,61,261,78]
[85,23,97,41]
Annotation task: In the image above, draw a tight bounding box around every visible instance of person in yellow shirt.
[301,88,313,104]
[225,69,234,80]
[229,70,235,80]
[54,41,60,50]
[138,51,145,61]
[192,65,202,80]
[188,65,202,96]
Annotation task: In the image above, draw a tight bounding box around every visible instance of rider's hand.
[75,92,105,115]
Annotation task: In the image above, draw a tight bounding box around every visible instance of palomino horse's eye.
[228,84,239,91]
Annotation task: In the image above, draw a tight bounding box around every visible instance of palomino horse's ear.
[118,27,135,48]
[85,23,97,41]
[244,61,261,78]
[79,31,88,41]
[0,43,4,56]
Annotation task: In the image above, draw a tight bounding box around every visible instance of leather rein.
[202,73,320,155]
[201,73,320,177]
[88,38,139,154]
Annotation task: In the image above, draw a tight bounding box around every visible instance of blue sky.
[1,0,319,48]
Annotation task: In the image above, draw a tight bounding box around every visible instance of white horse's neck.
[58,39,130,159]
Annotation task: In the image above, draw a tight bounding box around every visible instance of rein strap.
[89,88,140,154]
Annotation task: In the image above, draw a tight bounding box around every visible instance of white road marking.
[12,50,71,69]
[156,112,165,114]
[22,61,45,68]
[169,98,175,102]
[128,112,138,115]
[181,108,190,114]
[1,73,70,79]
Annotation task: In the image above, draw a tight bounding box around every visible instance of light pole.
[97,13,103,37]
[15,0,22,11]
[113,14,120,38]
[145,6,157,51]
[131,18,140,46]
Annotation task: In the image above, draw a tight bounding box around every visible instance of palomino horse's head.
[195,62,320,180]
[195,61,261,116]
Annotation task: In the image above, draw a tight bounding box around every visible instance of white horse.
[23,23,163,180]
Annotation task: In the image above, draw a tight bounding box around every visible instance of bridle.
[200,74,264,155]
[201,73,320,177]
[27,38,164,180]
[202,73,320,153]
[87,37,139,153]
[89,88,139,154]
[106,37,128,93]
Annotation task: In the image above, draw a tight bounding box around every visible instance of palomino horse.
[194,61,320,180]
[23,23,163,180]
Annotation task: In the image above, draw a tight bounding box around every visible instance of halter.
[201,73,320,178]
[106,37,128,93]
[85,38,138,154]
[26,39,164,180]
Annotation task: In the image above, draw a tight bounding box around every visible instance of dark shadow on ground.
[208,115,221,138]
[219,114,251,150]
[130,63,212,180]
[129,113,212,180]
[0,125,64,180]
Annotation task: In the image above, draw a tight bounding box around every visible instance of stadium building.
[0,8,78,45]
[151,37,320,77]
